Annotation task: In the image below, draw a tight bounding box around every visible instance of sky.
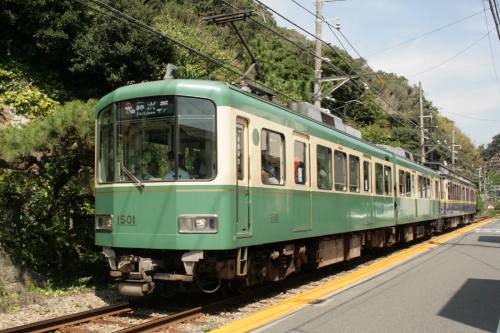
[259,0,500,147]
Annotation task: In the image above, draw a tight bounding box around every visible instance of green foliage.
[0,0,486,287]
[0,67,58,118]
[480,133,500,160]
[0,0,174,100]
[0,100,107,283]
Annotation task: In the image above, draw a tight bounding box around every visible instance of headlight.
[96,215,113,231]
[178,215,218,233]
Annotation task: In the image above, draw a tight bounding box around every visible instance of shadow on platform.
[438,278,500,332]
[478,235,500,244]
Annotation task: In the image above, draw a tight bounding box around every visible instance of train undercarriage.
[103,214,475,297]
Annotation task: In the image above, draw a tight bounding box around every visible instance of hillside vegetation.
[0,0,483,284]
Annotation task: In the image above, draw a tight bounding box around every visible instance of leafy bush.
[0,100,107,283]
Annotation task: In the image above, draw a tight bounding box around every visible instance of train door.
[292,133,312,231]
[236,119,250,234]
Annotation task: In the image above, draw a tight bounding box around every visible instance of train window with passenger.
[349,155,360,192]
[384,166,392,195]
[334,151,347,191]
[261,129,285,185]
[294,141,307,185]
[317,145,332,190]
[363,161,371,192]
[406,172,412,197]
[375,163,384,195]
[399,170,405,196]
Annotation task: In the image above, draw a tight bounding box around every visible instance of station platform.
[213,217,500,333]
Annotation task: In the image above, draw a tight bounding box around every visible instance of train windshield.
[97,96,216,183]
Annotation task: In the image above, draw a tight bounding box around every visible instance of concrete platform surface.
[257,219,500,333]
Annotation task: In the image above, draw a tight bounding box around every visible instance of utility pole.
[450,126,461,169]
[314,0,323,108]
[419,81,425,164]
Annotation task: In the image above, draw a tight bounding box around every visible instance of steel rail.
[0,302,132,333]
[113,306,203,333]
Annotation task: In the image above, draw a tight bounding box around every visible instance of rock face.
[0,106,14,129]
[0,249,32,293]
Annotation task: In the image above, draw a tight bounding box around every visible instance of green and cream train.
[94,80,476,296]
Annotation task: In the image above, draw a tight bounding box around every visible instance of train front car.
[95,80,235,296]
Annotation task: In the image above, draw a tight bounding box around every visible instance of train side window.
[405,172,412,197]
[334,151,347,191]
[294,141,307,185]
[399,170,405,197]
[435,180,439,199]
[317,145,332,190]
[349,155,360,192]
[363,161,371,192]
[384,166,392,195]
[375,163,384,195]
[261,129,285,185]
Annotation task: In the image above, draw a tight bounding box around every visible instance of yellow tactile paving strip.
[211,217,498,333]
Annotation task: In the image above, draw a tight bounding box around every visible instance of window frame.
[363,160,371,193]
[349,155,360,193]
[294,140,307,185]
[261,128,286,186]
[334,150,348,192]
[316,145,333,190]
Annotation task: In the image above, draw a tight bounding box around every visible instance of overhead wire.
[408,31,490,77]
[483,0,500,93]
[439,110,500,122]
[285,1,477,171]
[73,0,299,102]
[282,0,421,129]
[249,0,421,130]
[366,9,486,57]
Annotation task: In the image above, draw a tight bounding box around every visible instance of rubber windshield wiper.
[120,164,144,189]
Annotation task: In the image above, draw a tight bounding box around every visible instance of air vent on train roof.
[376,144,414,161]
[288,102,361,139]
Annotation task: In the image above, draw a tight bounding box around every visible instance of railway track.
[2,215,494,333]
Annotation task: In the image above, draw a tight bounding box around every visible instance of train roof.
[96,79,438,177]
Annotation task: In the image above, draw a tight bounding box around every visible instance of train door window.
[418,176,423,198]
[236,124,244,181]
[399,170,405,197]
[349,155,360,192]
[427,178,431,198]
[411,174,415,196]
[317,145,332,190]
[435,180,439,199]
[363,161,371,192]
[405,172,412,197]
[384,166,392,195]
[334,151,347,191]
[375,163,384,195]
[261,129,285,185]
[294,141,307,185]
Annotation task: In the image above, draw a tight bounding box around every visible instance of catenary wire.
[408,31,490,77]
[366,9,486,57]
[483,0,500,93]
[73,0,299,103]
